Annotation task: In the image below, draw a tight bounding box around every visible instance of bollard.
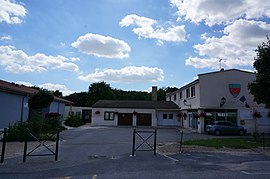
[179,130,183,153]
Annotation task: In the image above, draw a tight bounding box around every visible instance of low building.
[91,100,179,127]
[166,69,270,133]
[0,80,73,129]
[64,106,92,123]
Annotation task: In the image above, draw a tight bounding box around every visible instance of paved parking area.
[0,126,270,179]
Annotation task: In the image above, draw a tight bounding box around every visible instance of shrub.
[6,116,66,141]
[64,115,85,127]
[6,122,28,141]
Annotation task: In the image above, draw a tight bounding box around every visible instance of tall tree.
[64,92,88,106]
[248,37,270,108]
[87,82,116,106]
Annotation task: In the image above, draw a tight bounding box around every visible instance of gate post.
[153,129,157,155]
[1,128,7,163]
[132,129,136,156]
[55,129,60,161]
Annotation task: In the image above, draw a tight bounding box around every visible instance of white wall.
[156,110,180,126]
[64,106,92,119]
[92,108,157,126]
[199,70,257,108]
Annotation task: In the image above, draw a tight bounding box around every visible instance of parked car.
[206,121,246,136]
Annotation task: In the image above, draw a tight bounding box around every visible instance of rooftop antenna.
[219,59,223,70]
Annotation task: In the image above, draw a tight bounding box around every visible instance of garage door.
[118,113,133,126]
[137,113,152,126]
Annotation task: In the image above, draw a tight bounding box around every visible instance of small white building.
[166,69,270,134]
[91,100,180,127]
[64,106,92,122]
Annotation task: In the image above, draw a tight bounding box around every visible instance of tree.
[64,92,88,106]
[28,90,54,109]
[87,82,116,106]
[53,90,63,97]
[248,37,270,108]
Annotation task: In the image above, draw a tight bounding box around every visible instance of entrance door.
[137,113,152,126]
[82,110,92,123]
[118,113,133,126]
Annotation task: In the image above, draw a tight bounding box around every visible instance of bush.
[6,122,28,141]
[6,116,65,141]
[64,115,85,127]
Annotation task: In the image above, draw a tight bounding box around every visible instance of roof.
[54,96,73,105]
[92,100,179,109]
[198,69,255,76]
[0,80,38,95]
[0,79,73,105]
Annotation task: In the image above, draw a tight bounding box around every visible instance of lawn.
[183,137,270,149]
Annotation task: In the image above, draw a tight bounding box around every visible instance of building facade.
[166,69,270,134]
[64,106,92,123]
[91,100,180,127]
[0,80,72,129]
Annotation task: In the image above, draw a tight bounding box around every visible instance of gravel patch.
[157,142,270,156]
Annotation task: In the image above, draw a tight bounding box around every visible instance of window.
[174,94,176,101]
[104,112,114,120]
[186,88,190,98]
[68,111,74,116]
[191,86,195,97]
[163,114,167,119]
[179,91,182,99]
[76,111,81,117]
[169,114,173,119]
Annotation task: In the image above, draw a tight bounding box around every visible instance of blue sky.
[1,0,270,96]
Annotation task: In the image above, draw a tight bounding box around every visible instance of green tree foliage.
[65,82,179,106]
[87,82,116,106]
[53,90,63,97]
[249,37,270,108]
[64,92,88,106]
[28,90,54,109]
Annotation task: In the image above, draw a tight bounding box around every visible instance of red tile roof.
[0,80,38,95]
[0,79,73,104]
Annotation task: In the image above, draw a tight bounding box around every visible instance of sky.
[1,0,270,96]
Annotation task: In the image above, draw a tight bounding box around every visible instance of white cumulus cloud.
[78,66,164,83]
[0,0,27,24]
[0,35,12,41]
[170,0,270,26]
[185,19,270,69]
[0,45,80,74]
[186,19,270,69]
[16,81,74,96]
[120,14,186,45]
[38,83,74,96]
[71,33,131,59]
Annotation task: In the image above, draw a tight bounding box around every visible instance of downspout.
[21,96,28,123]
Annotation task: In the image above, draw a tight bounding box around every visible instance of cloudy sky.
[1,0,270,96]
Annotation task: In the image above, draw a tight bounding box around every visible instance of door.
[82,109,92,123]
[118,113,133,126]
[137,113,152,126]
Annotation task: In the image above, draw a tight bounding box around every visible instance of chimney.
[151,86,157,101]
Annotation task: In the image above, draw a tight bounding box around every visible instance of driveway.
[0,126,270,179]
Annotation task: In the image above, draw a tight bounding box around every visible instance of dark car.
[206,121,246,136]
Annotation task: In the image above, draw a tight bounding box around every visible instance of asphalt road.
[0,126,270,179]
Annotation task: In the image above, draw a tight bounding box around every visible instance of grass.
[183,137,270,149]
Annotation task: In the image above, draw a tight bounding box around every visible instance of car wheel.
[239,130,244,135]
[214,130,221,136]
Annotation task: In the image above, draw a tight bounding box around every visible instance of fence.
[131,129,157,156]
[23,128,60,163]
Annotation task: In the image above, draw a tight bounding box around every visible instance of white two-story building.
[166,69,270,134]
